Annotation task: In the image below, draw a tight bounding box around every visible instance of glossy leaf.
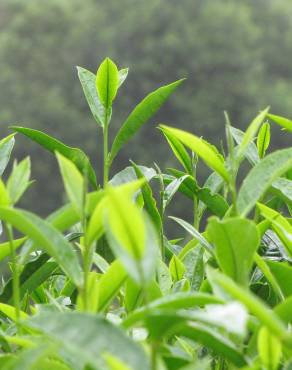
[110,79,184,163]
[207,268,288,340]
[7,157,31,205]
[257,203,292,256]
[230,126,259,165]
[160,125,229,182]
[77,66,105,127]
[27,312,150,370]
[10,126,97,188]
[160,126,193,173]
[267,113,292,132]
[237,147,292,216]
[0,207,83,288]
[257,122,270,158]
[207,217,259,285]
[258,326,282,370]
[0,134,15,176]
[96,260,127,312]
[237,107,269,160]
[169,255,185,282]
[96,57,119,109]
[56,152,84,216]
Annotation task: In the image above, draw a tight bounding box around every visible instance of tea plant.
[0,58,292,370]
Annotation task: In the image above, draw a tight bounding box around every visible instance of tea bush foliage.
[0,58,292,369]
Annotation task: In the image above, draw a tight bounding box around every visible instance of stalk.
[103,109,110,187]
[5,223,20,324]
[81,171,90,311]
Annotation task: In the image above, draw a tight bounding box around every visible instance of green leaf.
[122,292,223,329]
[267,113,292,132]
[118,68,129,88]
[169,255,185,282]
[160,127,193,173]
[105,354,132,370]
[266,260,292,297]
[237,148,292,216]
[96,57,119,109]
[0,134,15,176]
[258,326,282,370]
[0,178,10,206]
[230,126,259,165]
[206,217,259,285]
[27,312,150,370]
[197,187,228,218]
[0,207,83,288]
[132,162,162,232]
[207,268,288,341]
[77,66,106,127]
[97,260,127,312]
[160,125,229,182]
[7,157,31,205]
[272,177,292,206]
[257,203,292,257]
[104,187,158,284]
[110,165,156,187]
[0,238,26,262]
[170,216,214,256]
[10,126,97,188]
[163,175,188,211]
[110,79,184,163]
[56,152,84,216]
[237,107,269,160]
[0,303,27,321]
[182,245,204,291]
[257,122,270,159]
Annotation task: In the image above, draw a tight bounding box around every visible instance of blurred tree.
[0,0,291,220]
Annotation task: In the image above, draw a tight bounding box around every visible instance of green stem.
[5,223,20,324]
[151,342,158,370]
[103,110,110,187]
[81,171,90,311]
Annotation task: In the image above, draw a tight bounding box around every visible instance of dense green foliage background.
[0,0,292,215]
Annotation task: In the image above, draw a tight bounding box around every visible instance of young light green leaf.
[0,178,10,206]
[169,255,185,282]
[237,148,292,216]
[0,134,15,176]
[96,57,119,109]
[96,260,127,312]
[10,126,97,188]
[160,125,229,182]
[118,68,129,88]
[160,127,193,173]
[257,203,292,257]
[110,79,184,163]
[56,152,84,216]
[258,326,282,370]
[0,207,83,287]
[237,107,269,160]
[7,157,31,205]
[104,187,158,284]
[267,113,292,132]
[104,354,133,370]
[206,217,259,285]
[77,66,106,127]
[257,122,270,159]
[0,303,27,321]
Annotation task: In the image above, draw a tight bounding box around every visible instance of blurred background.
[0,0,292,222]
